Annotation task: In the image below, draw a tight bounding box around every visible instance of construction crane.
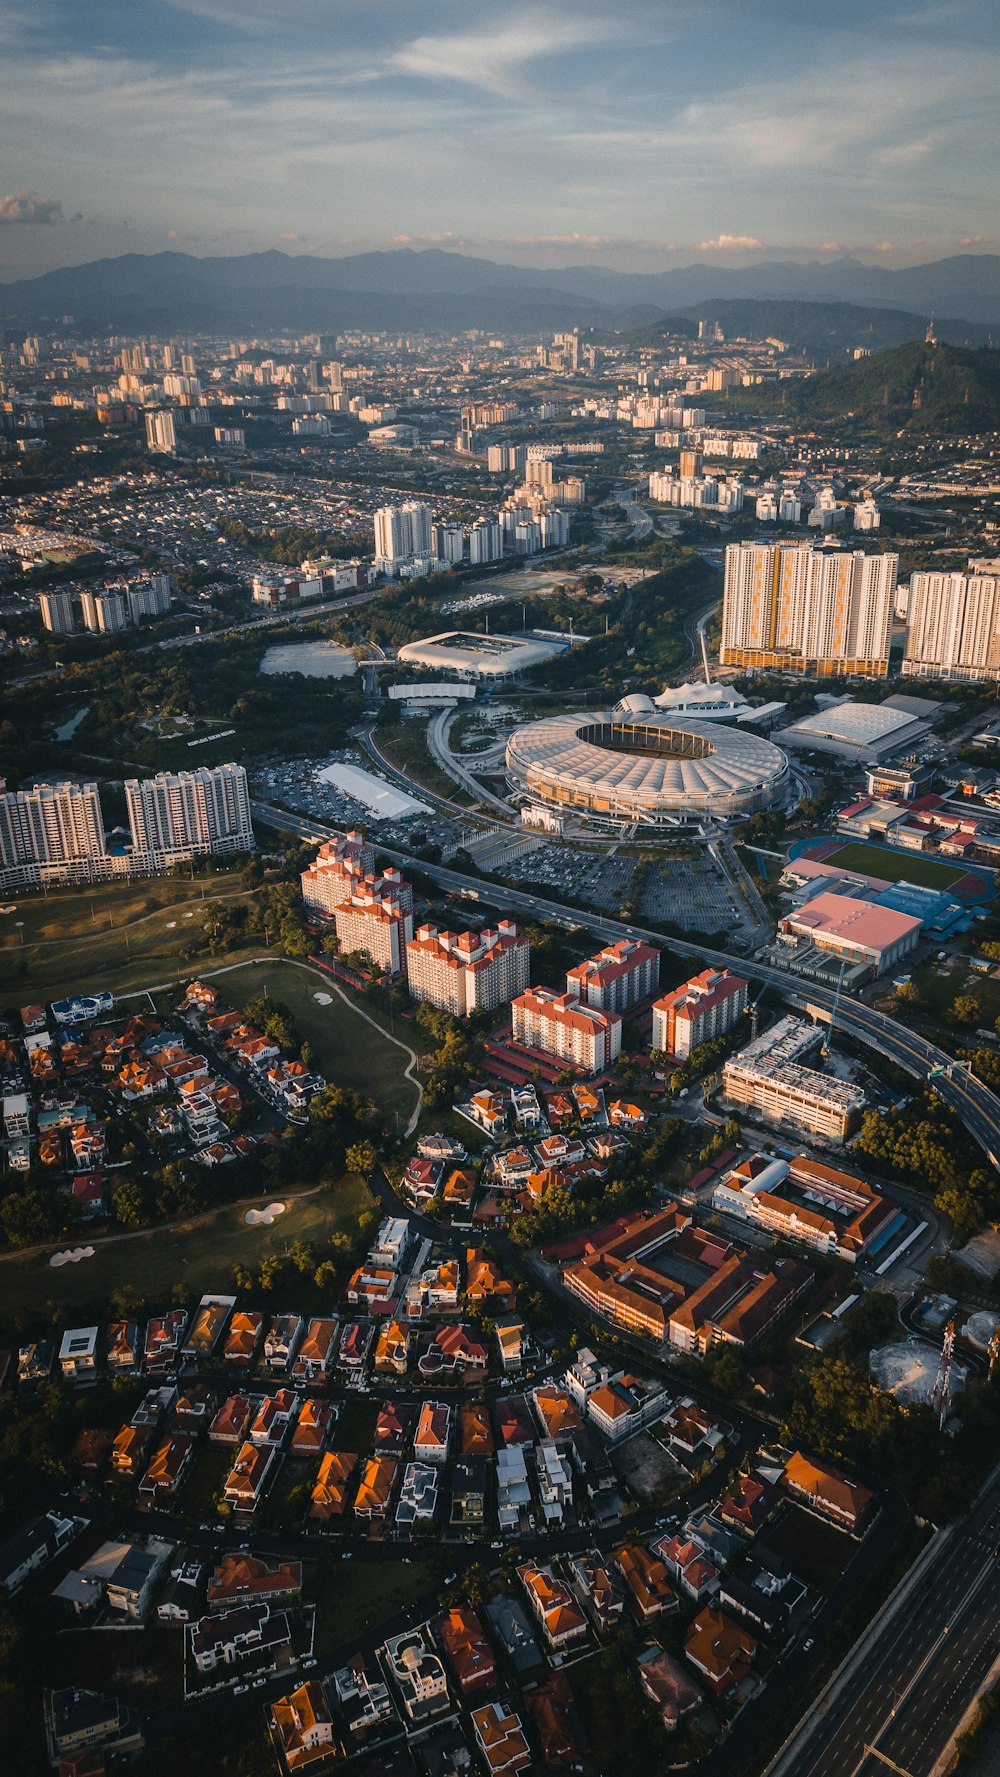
[931,1319,956,1429]
[821,959,848,1059]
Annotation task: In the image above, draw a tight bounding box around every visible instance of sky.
[0,0,997,280]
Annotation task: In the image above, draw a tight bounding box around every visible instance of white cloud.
[391,15,612,96]
[700,233,764,252]
[0,188,64,223]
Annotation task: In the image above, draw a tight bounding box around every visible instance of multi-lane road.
[770,1469,1000,1777]
[253,797,1000,1169]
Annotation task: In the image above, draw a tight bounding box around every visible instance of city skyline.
[0,0,997,280]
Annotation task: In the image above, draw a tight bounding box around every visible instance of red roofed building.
[512,987,622,1074]
[406,922,530,1016]
[566,938,659,1013]
[437,1605,497,1697]
[652,969,748,1059]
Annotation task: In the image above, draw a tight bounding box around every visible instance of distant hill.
[630,301,994,358]
[1,246,1000,335]
[725,340,1000,434]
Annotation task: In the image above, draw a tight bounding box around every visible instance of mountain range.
[1,247,1000,338]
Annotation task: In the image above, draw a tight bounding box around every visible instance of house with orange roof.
[207,1554,301,1611]
[291,1318,338,1383]
[209,1394,254,1447]
[531,1385,584,1442]
[223,1441,276,1511]
[684,1605,758,1697]
[442,1169,478,1215]
[718,1474,776,1537]
[655,1536,720,1603]
[460,1402,494,1457]
[465,1251,515,1314]
[518,1562,587,1649]
[524,1671,586,1769]
[309,1451,358,1520]
[436,1605,496,1698]
[403,1257,460,1320]
[111,1423,153,1481]
[414,1401,451,1465]
[610,1542,676,1622]
[469,1089,508,1136]
[470,1700,532,1775]
[417,1323,488,1379]
[346,1263,398,1310]
[353,1454,399,1519]
[105,1321,138,1374]
[270,1678,335,1772]
[223,1311,265,1367]
[290,1398,334,1456]
[608,1099,647,1129]
[374,1319,410,1376]
[138,1432,194,1507]
[781,1450,874,1533]
[180,980,218,1015]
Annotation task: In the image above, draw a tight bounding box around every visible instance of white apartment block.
[79,589,128,633]
[405,921,530,1016]
[374,500,433,565]
[469,520,503,564]
[299,833,376,916]
[652,969,749,1059]
[511,988,622,1074]
[126,764,253,864]
[902,571,1000,681]
[0,781,109,891]
[721,542,897,677]
[334,892,413,975]
[38,589,75,633]
[566,939,659,1014]
[722,1016,866,1143]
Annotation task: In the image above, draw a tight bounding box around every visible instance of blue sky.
[0,0,996,278]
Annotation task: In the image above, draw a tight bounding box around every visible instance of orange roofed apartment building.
[512,987,622,1074]
[406,922,530,1017]
[652,969,748,1059]
[333,888,414,976]
[566,938,660,1014]
[299,832,374,916]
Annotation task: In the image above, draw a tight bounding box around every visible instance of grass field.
[372,720,474,804]
[0,1176,371,1317]
[0,869,259,1004]
[823,842,966,891]
[225,959,420,1129]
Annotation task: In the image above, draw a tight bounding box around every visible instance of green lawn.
[372,720,475,804]
[0,870,259,1005]
[311,1551,439,1652]
[226,959,421,1128]
[823,842,965,891]
[0,1176,371,1318]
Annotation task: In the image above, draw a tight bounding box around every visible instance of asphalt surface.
[252,797,1000,1170]
[774,1467,1000,1777]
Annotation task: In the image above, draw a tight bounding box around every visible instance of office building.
[0,781,107,891]
[720,543,897,676]
[334,890,413,976]
[511,987,622,1073]
[566,939,660,1013]
[145,410,176,453]
[722,1017,866,1142]
[652,970,748,1058]
[126,764,253,865]
[902,570,1000,682]
[38,589,75,634]
[406,921,530,1016]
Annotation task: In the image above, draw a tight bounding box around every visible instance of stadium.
[396,629,575,680]
[505,710,789,827]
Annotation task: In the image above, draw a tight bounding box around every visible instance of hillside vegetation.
[724,340,1000,435]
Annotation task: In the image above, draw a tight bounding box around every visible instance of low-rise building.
[223,1441,276,1512]
[437,1605,497,1697]
[271,1679,336,1773]
[722,1016,867,1143]
[383,1628,450,1723]
[471,1700,532,1775]
[684,1605,757,1696]
[309,1450,358,1520]
[518,1561,588,1649]
[781,1449,874,1532]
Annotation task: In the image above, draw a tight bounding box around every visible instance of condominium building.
[0,781,107,891]
[566,939,660,1013]
[469,519,503,564]
[145,410,177,453]
[79,589,128,633]
[511,988,622,1073]
[125,764,253,864]
[406,921,530,1016]
[373,500,433,566]
[38,589,75,633]
[334,890,413,975]
[902,570,1000,682]
[652,969,748,1059]
[722,1016,867,1143]
[126,575,172,623]
[720,542,897,676]
[299,832,375,916]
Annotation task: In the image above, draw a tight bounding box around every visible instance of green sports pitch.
[821,842,967,891]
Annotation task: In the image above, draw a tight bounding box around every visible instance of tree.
[111,1178,145,1227]
[345,1141,378,1178]
[895,980,921,1005]
[949,992,982,1026]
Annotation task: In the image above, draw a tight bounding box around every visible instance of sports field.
[822,842,966,891]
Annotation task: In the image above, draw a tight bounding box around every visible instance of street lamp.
[15,921,24,946]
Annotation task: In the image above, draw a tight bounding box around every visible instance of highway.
[771,1468,1000,1777]
[252,796,1000,1168]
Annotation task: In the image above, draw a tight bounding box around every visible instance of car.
[233,1683,249,1695]
[252,1676,267,1689]
[341,1551,354,1561]
[802,1639,814,1652]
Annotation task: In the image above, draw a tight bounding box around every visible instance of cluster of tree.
[507,1116,684,1250]
[183,881,310,961]
[854,1095,998,1235]
[413,1001,480,1110]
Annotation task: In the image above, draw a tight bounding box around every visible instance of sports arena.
[505,710,789,827]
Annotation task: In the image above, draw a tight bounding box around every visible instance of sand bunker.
[870,1338,967,1406]
[313,991,333,1005]
[244,1202,287,1227]
[50,1245,95,1268]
